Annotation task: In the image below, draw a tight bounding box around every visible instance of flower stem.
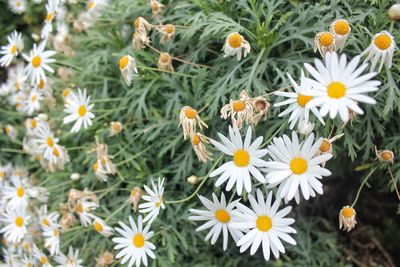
[388,165,400,202]
[351,167,377,207]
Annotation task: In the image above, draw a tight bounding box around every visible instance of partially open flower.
[95,251,115,267]
[222,32,250,60]
[297,120,314,136]
[314,31,336,58]
[221,90,254,129]
[252,96,270,124]
[109,121,123,136]
[361,31,396,73]
[179,106,208,140]
[160,24,175,43]
[190,133,212,163]
[119,55,138,86]
[150,0,164,16]
[330,19,351,52]
[157,52,174,72]
[375,147,394,163]
[339,206,356,232]
[128,187,144,212]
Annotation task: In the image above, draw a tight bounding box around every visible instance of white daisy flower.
[8,0,27,14]
[22,90,43,115]
[86,0,108,13]
[138,178,165,224]
[2,176,30,210]
[188,192,244,251]
[63,88,95,133]
[75,199,98,226]
[274,71,324,129]
[119,55,138,86]
[0,209,30,243]
[21,254,36,267]
[329,19,351,51]
[32,245,52,267]
[54,246,84,267]
[41,0,60,40]
[222,32,251,60]
[43,224,61,255]
[112,215,156,267]
[36,205,60,229]
[264,131,332,202]
[303,52,380,122]
[0,30,23,67]
[232,189,297,261]
[92,216,113,237]
[34,122,59,161]
[23,41,56,85]
[360,30,396,73]
[209,125,268,195]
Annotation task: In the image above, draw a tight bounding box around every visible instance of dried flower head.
[151,0,164,16]
[375,146,394,163]
[190,133,212,163]
[60,212,76,230]
[221,90,254,129]
[339,206,356,232]
[252,96,270,124]
[128,187,144,212]
[160,24,175,43]
[118,55,138,86]
[222,32,250,60]
[95,251,115,267]
[157,52,174,72]
[314,31,336,58]
[109,121,123,136]
[179,106,208,140]
[132,17,152,50]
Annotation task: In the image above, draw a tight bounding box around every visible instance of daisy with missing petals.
[360,31,396,73]
[304,52,380,122]
[43,224,61,255]
[0,30,23,67]
[63,88,95,133]
[23,42,56,85]
[232,189,297,261]
[8,0,27,14]
[221,90,254,129]
[54,246,84,267]
[109,121,123,136]
[150,0,164,16]
[157,53,174,72]
[222,32,250,60]
[92,217,113,237]
[188,193,243,251]
[119,55,138,86]
[274,71,324,129]
[113,215,156,267]
[264,132,332,202]
[2,176,30,210]
[0,209,30,243]
[329,19,351,51]
[159,24,175,43]
[138,178,165,224]
[190,133,213,163]
[210,125,268,195]
[179,106,207,140]
[314,31,336,58]
[339,205,356,232]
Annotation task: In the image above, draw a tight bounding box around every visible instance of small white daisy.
[264,131,332,202]
[63,88,95,133]
[0,30,23,67]
[36,205,60,229]
[54,246,84,267]
[2,175,30,210]
[43,224,61,255]
[209,125,268,195]
[8,0,27,14]
[75,199,98,226]
[303,52,380,122]
[188,192,244,251]
[232,189,297,261]
[34,122,59,161]
[112,215,156,267]
[138,178,165,224]
[0,209,30,243]
[274,71,324,129]
[92,216,113,237]
[222,32,251,60]
[360,30,396,73]
[32,245,52,267]
[22,90,43,115]
[41,0,60,39]
[23,41,56,85]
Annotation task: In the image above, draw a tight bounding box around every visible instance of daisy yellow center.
[159,53,170,63]
[319,32,334,46]
[5,127,12,134]
[155,199,162,207]
[342,207,354,218]
[319,139,331,153]
[327,82,346,99]
[374,34,391,50]
[119,56,129,69]
[151,2,159,11]
[215,209,230,223]
[32,56,42,68]
[35,154,42,161]
[334,20,350,35]
[164,24,174,34]
[132,233,145,248]
[67,259,76,265]
[15,217,24,227]
[93,162,99,172]
[134,18,139,29]
[31,118,37,128]
[78,105,87,117]
[17,186,25,197]
[94,221,103,232]
[233,149,250,167]
[40,256,48,264]
[191,134,201,146]
[88,1,95,9]
[381,151,393,161]
[46,13,54,22]
[290,157,308,175]
[53,229,59,237]
[297,94,313,107]
[38,79,45,90]
[0,171,4,179]
[184,108,197,119]
[256,215,272,232]
[53,147,60,157]
[31,95,37,102]
[10,44,17,54]
[63,89,70,98]
[112,123,121,131]
[228,33,243,48]
[232,100,245,112]
[47,137,54,147]
[42,218,50,226]
[16,1,21,7]
[76,203,83,213]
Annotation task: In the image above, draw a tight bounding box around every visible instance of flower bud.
[187,175,198,185]
[70,173,81,181]
[297,121,314,136]
[388,4,400,20]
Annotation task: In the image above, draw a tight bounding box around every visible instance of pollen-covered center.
[184,108,197,119]
[297,94,313,107]
[151,2,159,12]
[232,100,245,112]
[233,149,250,167]
[319,32,334,46]
[342,207,355,218]
[40,256,48,264]
[46,13,54,22]
[42,218,49,226]
[319,139,331,153]
[159,53,170,64]
[215,209,230,223]
[381,151,393,161]
[94,221,103,232]
[17,186,25,197]
[256,215,272,232]
[75,203,83,213]
[10,44,17,54]
[78,105,87,117]
[15,216,24,227]
[133,233,145,248]
[63,89,70,98]
[53,229,59,237]
[31,95,37,102]
[119,56,129,69]
[374,33,392,50]
[47,137,54,147]
[164,24,175,34]
[191,134,201,146]
[93,162,99,172]
[334,20,350,35]
[134,18,140,29]
[87,1,95,9]
[228,33,243,48]
[327,82,346,99]
[32,56,42,68]
[290,157,308,175]
[53,147,60,157]
[38,79,45,90]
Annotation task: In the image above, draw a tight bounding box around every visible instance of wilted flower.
[190,133,212,163]
[159,24,175,43]
[361,31,396,73]
[109,121,123,136]
[330,19,351,51]
[314,31,336,58]
[95,251,115,267]
[375,147,394,163]
[151,0,164,16]
[128,187,144,212]
[339,206,356,232]
[118,55,138,86]
[179,106,208,140]
[222,32,250,60]
[252,96,270,124]
[221,90,254,129]
[157,52,174,72]
[5,124,17,140]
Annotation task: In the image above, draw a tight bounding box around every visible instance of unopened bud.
[297,121,314,136]
[70,173,81,181]
[187,175,198,185]
[388,4,400,20]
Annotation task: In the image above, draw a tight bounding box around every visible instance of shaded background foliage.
[1,0,399,266]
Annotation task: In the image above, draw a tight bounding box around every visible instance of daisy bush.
[0,0,400,266]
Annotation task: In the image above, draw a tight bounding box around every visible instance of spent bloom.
[339,205,356,232]
[314,31,336,58]
[179,106,207,140]
[222,32,250,60]
[329,19,351,51]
